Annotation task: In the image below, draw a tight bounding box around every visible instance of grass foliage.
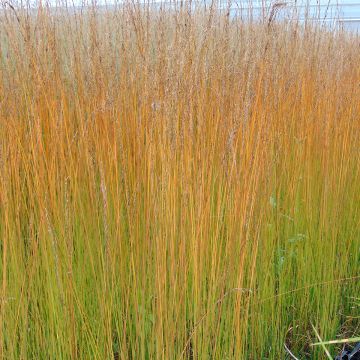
[0,2,359,358]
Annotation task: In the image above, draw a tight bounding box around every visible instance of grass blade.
[311,324,332,360]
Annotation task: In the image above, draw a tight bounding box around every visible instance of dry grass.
[0,1,359,358]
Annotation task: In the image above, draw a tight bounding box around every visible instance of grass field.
[0,2,359,358]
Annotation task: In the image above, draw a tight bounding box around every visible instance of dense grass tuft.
[0,2,359,358]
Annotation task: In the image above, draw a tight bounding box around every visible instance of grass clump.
[0,1,359,358]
